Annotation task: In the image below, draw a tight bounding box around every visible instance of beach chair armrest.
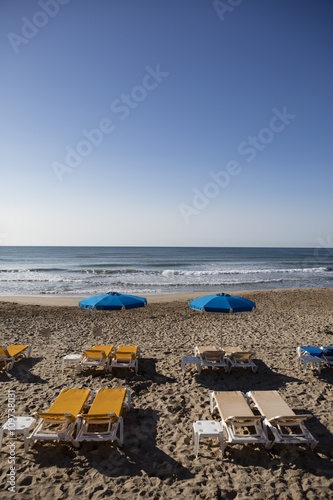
[267,414,312,425]
[36,412,76,421]
[225,415,265,424]
[83,349,106,359]
[82,413,117,420]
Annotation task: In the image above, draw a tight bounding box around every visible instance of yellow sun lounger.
[247,390,318,450]
[110,346,140,374]
[0,344,32,370]
[210,391,269,456]
[75,388,130,447]
[81,344,114,372]
[27,388,91,449]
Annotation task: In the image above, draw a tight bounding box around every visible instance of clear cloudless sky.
[0,0,332,247]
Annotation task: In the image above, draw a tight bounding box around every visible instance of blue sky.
[1,0,332,247]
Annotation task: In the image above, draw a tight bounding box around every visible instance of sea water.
[0,246,332,296]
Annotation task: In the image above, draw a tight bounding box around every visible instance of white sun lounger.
[194,346,218,357]
[194,346,228,372]
[247,390,318,450]
[227,351,258,373]
[321,346,333,366]
[210,391,269,456]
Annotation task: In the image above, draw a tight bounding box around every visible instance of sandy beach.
[1,288,333,499]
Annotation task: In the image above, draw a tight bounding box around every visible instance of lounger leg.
[193,429,199,458]
[119,418,124,447]
[24,431,30,453]
[126,389,131,410]
[220,433,225,458]
[209,392,214,414]
[310,439,318,450]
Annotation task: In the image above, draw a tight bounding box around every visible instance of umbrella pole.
[112,312,115,349]
[220,316,222,350]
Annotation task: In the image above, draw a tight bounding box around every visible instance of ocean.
[0,246,332,296]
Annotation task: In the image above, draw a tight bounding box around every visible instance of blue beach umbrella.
[189,293,256,349]
[79,292,147,348]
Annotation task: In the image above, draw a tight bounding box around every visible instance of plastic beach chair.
[210,391,269,456]
[0,344,32,370]
[227,351,258,373]
[296,346,324,373]
[27,388,91,449]
[194,346,228,372]
[110,346,140,374]
[74,388,130,447]
[247,390,318,450]
[81,344,114,372]
[194,346,219,357]
[321,346,333,366]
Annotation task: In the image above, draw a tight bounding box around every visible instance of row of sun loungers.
[81,345,139,373]
[208,390,318,457]
[1,387,317,457]
[1,347,321,459]
[27,387,130,451]
[0,343,139,373]
[22,388,318,457]
[194,346,258,373]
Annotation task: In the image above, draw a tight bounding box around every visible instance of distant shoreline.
[0,287,329,307]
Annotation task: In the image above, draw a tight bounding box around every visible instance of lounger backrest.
[250,391,295,421]
[84,349,106,360]
[117,345,138,356]
[0,346,7,357]
[202,350,225,362]
[39,388,90,419]
[214,391,254,421]
[322,347,333,360]
[230,351,254,361]
[86,388,126,419]
[116,352,136,362]
[197,346,217,355]
[5,345,28,358]
[300,346,323,357]
[221,346,242,355]
[92,345,113,357]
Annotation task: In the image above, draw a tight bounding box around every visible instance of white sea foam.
[0,247,332,295]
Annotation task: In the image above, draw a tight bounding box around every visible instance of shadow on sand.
[29,407,194,481]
